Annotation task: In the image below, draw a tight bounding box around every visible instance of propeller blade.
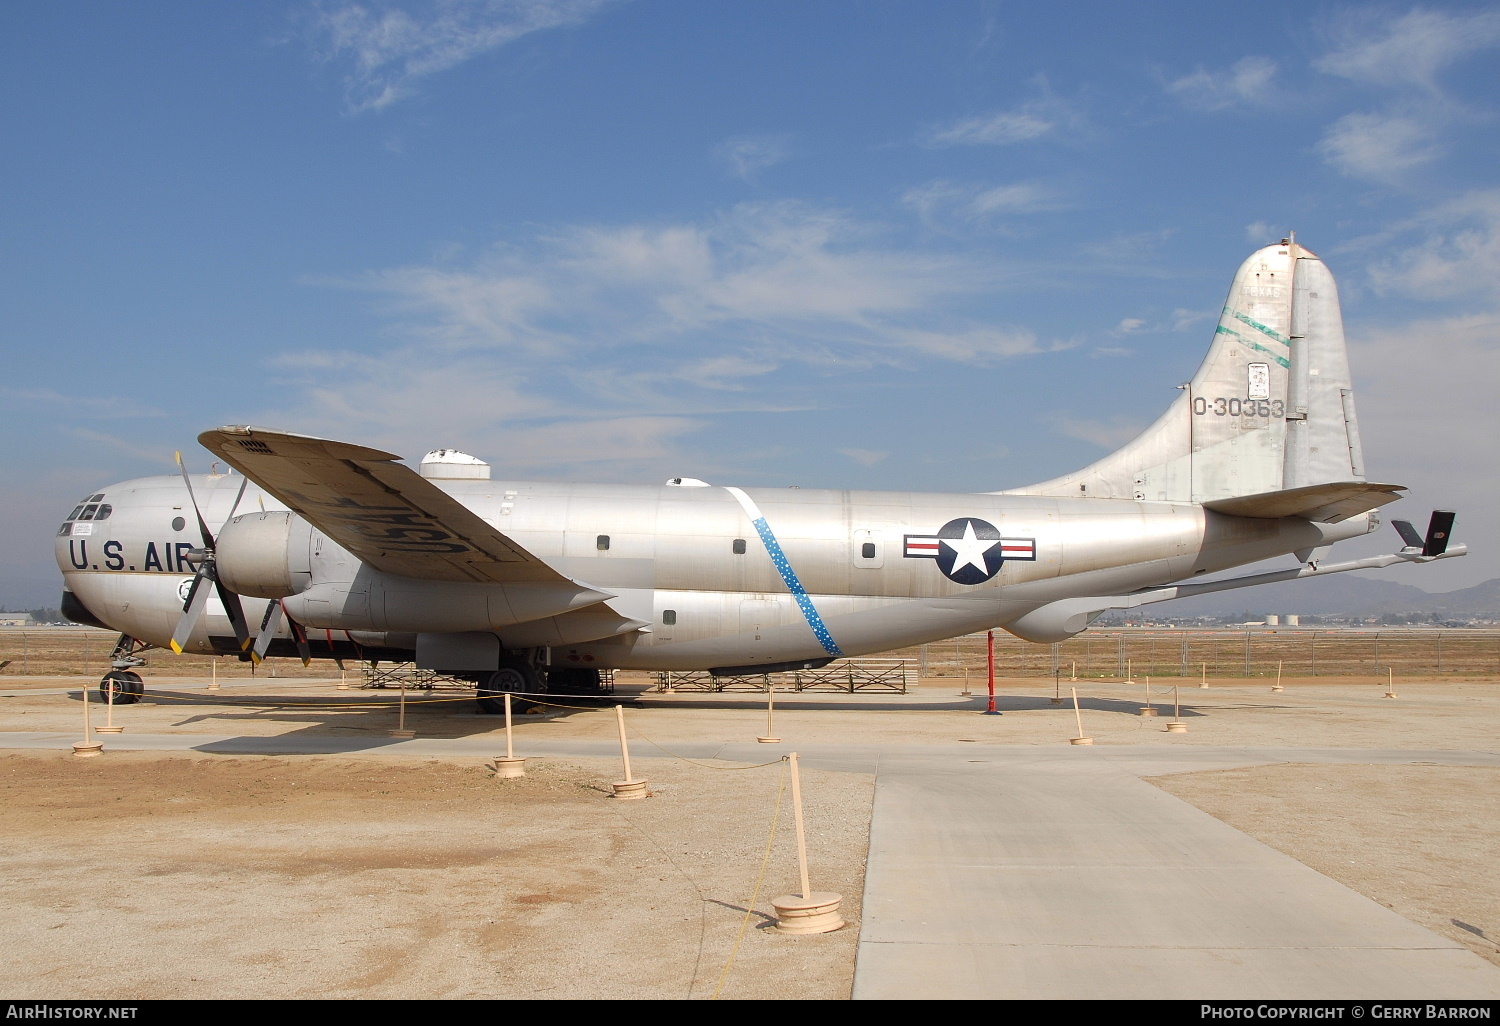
[214,573,253,652]
[253,600,284,662]
[176,450,216,549]
[1391,519,1425,549]
[1424,510,1456,556]
[170,571,213,654]
[287,612,312,666]
[225,475,249,521]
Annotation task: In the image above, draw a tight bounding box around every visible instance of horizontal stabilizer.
[1202,481,1404,522]
[199,426,573,587]
[1391,518,1425,548]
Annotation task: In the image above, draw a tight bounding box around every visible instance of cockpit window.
[94,504,112,520]
[66,505,85,521]
[90,493,104,502]
[79,504,100,521]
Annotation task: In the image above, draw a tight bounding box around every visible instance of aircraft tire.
[476,657,543,714]
[99,670,143,705]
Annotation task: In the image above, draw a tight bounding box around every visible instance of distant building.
[0,612,35,626]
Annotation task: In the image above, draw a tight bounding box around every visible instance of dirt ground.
[1149,762,1500,970]
[0,749,870,1000]
[1,674,1497,999]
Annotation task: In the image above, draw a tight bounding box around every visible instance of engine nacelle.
[216,511,313,599]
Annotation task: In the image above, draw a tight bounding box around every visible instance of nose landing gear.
[99,669,144,704]
[99,633,150,704]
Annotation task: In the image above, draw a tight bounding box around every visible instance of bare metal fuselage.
[57,471,1368,671]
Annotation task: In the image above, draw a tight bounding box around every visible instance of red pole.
[985,629,999,714]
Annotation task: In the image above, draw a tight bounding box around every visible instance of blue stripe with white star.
[725,487,844,657]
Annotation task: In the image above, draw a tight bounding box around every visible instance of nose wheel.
[99,670,144,704]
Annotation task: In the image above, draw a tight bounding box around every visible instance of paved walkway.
[854,747,1500,999]
[5,731,1499,998]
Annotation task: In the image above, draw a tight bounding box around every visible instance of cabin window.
[596,534,610,551]
[862,542,876,559]
[172,517,186,532]
[733,538,747,554]
[662,609,677,626]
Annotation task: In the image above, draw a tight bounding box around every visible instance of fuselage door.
[739,598,780,641]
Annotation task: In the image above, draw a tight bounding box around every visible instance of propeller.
[1391,510,1457,557]
[169,452,252,655]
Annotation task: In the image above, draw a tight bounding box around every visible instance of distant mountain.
[1138,576,1500,620]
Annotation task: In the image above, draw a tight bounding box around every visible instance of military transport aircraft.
[56,237,1465,710]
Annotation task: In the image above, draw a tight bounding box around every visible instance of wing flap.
[1203,481,1405,522]
[199,426,569,585]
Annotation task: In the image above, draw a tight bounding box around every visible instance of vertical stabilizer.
[1003,239,1368,505]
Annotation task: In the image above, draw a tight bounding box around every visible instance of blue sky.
[3,1,1497,607]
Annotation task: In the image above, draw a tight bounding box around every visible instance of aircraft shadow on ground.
[64,686,1238,721]
[99,687,540,744]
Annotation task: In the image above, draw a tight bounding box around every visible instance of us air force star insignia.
[902,518,1037,585]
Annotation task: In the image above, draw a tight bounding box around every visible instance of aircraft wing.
[1202,481,1405,522]
[198,426,571,586]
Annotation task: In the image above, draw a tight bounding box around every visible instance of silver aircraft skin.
[55,239,1466,698]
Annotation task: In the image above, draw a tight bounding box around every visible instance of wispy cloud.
[838,447,888,467]
[1315,7,1500,93]
[350,203,1012,349]
[3,389,167,419]
[902,180,1065,229]
[1317,111,1441,184]
[71,429,177,464]
[1351,310,1500,550]
[263,202,1055,469]
[921,85,1082,147]
[305,0,618,112]
[1050,415,1148,450]
[1245,221,1288,245]
[1166,56,1277,110]
[1171,308,1213,332]
[1365,190,1500,301]
[714,134,792,182]
[1080,229,1176,265]
[924,108,1053,146]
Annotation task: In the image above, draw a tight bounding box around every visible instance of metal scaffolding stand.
[654,658,910,693]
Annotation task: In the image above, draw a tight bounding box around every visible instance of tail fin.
[1004,237,1397,517]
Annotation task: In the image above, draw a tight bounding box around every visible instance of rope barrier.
[713,759,786,1000]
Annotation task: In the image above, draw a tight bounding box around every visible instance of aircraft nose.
[58,489,115,535]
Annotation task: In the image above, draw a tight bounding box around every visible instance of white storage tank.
[419,449,491,480]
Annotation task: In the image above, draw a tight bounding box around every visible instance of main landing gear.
[476,655,544,714]
[473,656,614,713]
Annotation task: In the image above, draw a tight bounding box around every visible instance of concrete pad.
[854,751,1500,999]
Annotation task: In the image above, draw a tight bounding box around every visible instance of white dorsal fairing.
[1001,239,1391,516]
